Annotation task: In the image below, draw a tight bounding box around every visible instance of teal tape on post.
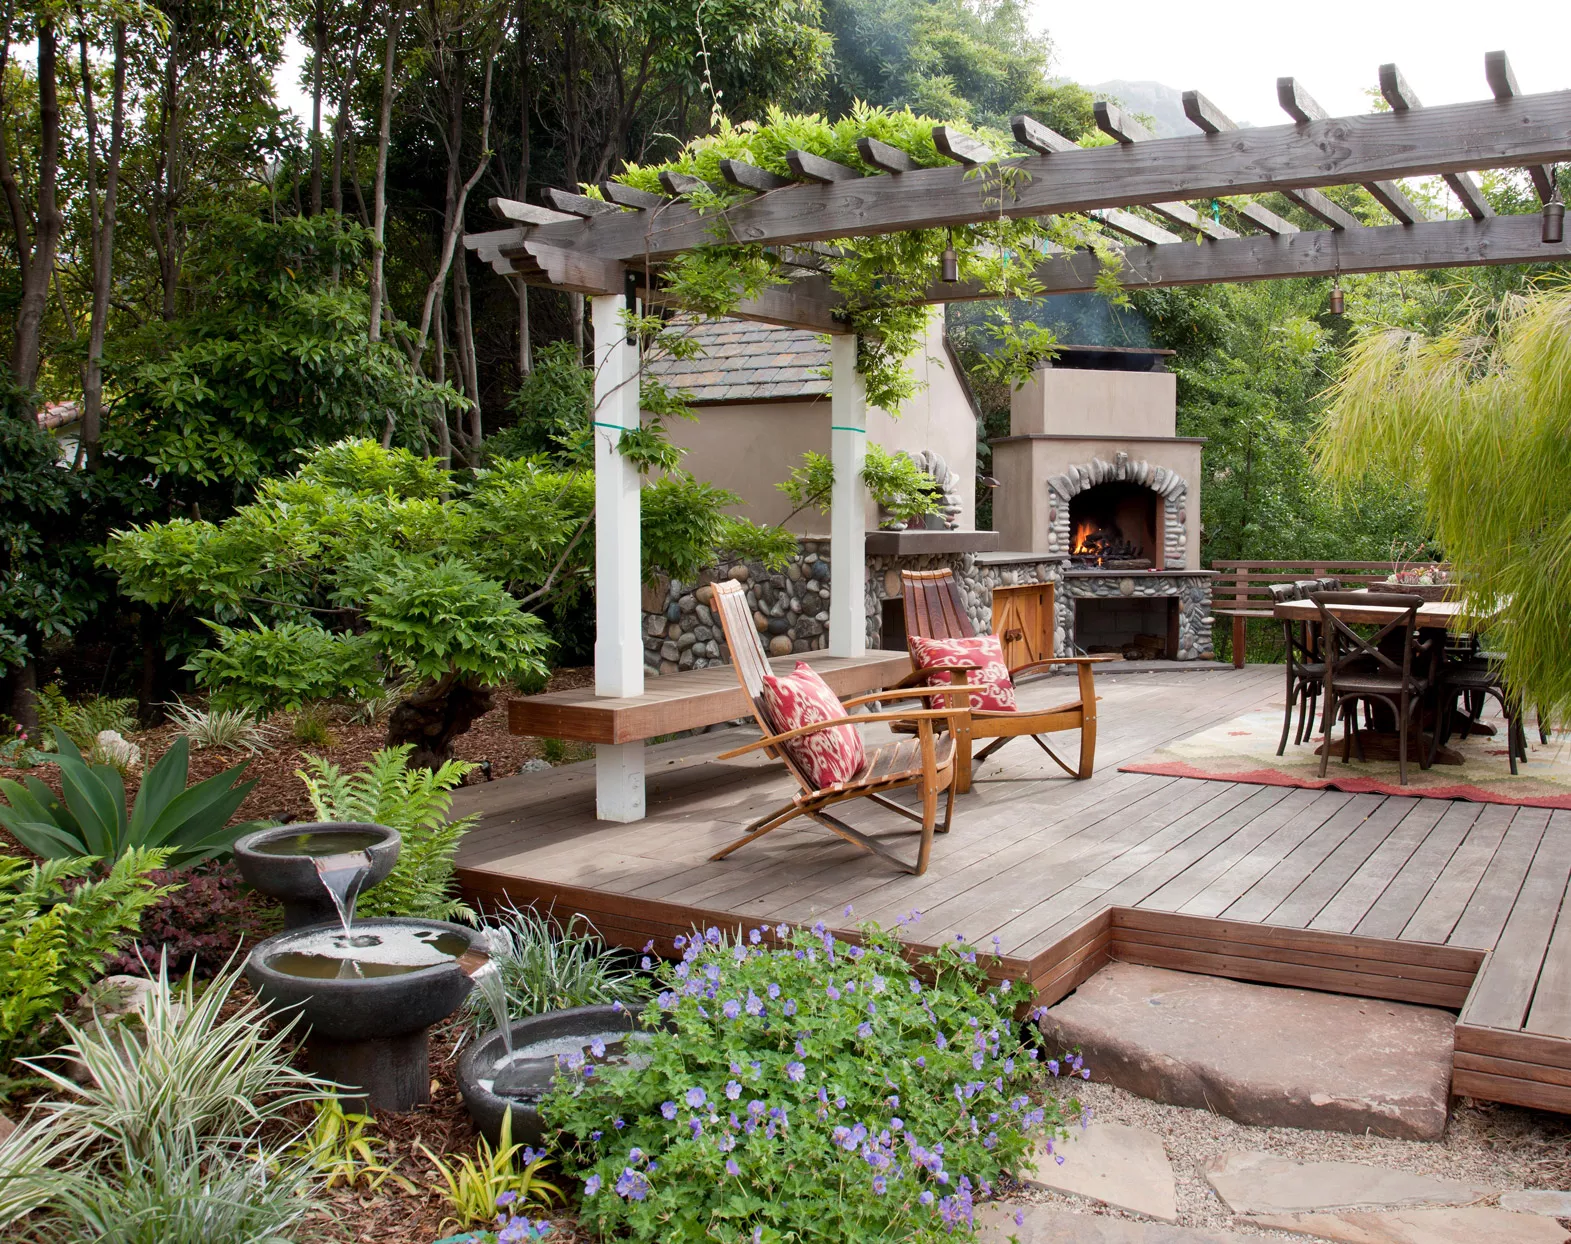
[829,425,867,433]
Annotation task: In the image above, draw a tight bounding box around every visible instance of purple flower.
[723,999,741,1019]
[826,984,840,1001]
[786,1061,805,1082]
[776,923,790,937]
[614,1167,649,1200]
[725,1080,743,1100]
[685,1087,707,1109]
[726,1157,740,1176]
[584,1174,602,1195]
[749,928,761,944]
[746,991,764,1016]
[705,927,722,944]
[660,1101,678,1120]
[590,1037,606,1058]
[872,1175,887,1194]
[783,998,797,1016]
[972,1051,984,1070]
[767,983,780,999]
[844,903,854,917]
[857,1022,872,1038]
[496,1190,518,1206]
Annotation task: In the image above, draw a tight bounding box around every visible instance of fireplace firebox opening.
[1069,482,1161,569]
[1075,596,1179,660]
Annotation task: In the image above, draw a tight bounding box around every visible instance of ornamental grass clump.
[545,914,1073,1242]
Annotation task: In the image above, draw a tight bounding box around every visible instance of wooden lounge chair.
[708,579,967,875]
[900,569,1114,791]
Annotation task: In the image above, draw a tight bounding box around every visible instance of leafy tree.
[1133,280,1427,564]
[817,0,1093,133]
[103,439,793,765]
[1318,284,1571,721]
[104,213,461,514]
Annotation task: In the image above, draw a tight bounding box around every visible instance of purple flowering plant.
[544,917,1075,1242]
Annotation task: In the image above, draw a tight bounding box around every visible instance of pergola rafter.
[462,50,1571,822]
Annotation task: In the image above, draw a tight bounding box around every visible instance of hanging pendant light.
[1544,188,1565,245]
[1328,272,1344,316]
[941,229,959,284]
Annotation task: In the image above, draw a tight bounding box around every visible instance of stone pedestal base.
[308,1029,430,1112]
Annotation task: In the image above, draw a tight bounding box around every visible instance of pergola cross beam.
[1485,50,1558,202]
[514,90,1571,262]
[1276,77,1428,225]
[1378,64,1493,220]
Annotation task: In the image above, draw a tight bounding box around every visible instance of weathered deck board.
[454,664,1571,1115]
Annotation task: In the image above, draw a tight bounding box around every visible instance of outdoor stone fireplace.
[990,346,1215,661]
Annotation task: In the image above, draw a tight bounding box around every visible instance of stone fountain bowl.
[458,1004,648,1147]
[234,822,401,902]
[245,916,481,1041]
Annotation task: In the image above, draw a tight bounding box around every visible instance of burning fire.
[1071,519,1100,556]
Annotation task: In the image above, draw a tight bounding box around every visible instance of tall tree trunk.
[514,17,531,377]
[80,22,126,469]
[309,0,325,215]
[154,24,183,321]
[454,250,480,442]
[368,5,404,348]
[9,17,62,393]
[331,76,350,216]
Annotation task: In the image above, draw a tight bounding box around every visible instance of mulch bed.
[0,667,596,835]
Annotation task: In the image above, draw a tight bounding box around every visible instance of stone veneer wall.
[642,540,1065,672]
[1045,451,1189,570]
[1061,571,1215,661]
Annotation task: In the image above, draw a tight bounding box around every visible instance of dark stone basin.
[458,1004,648,1146]
[233,822,400,929]
[245,916,479,1041]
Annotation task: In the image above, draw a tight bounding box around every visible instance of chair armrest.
[716,708,961,759]
[1009,655,1116,683]
[841,686,972,709]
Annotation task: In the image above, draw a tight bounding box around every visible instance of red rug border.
[1118,759,1571,809]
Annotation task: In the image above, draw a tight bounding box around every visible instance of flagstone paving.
[1025,1123,1179,1222]
[1500,1191,1571,1216]
[1245,1207,1569,1244]
[1202,1152,1495,1215]
[977,1204,1249,1244]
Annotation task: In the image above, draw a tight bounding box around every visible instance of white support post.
[591,291,646,822]
[828,333,868,658]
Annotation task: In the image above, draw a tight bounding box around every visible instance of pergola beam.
[517,90,1571,261]
[1179,90,1299,236]
[540,187,623,218]
[599,181,667,210]
[1095,208,1182,247]
[1000,212,1571,297]
[1485,50,1557,202]
[1378,64,1493,220]
[857,136,919,173]
[720,158,792,192]
[1093,101,1238,240]
[1276,77,1428,225]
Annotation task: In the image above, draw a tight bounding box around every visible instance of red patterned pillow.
[761,662,866,789]
[909,634,1017,713]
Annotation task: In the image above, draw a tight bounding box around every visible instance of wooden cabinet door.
[991,583,1054,668]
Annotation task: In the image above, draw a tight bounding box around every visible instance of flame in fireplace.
[1071,519,1099,556]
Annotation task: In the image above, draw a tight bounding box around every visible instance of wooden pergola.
[464,51,1571,822]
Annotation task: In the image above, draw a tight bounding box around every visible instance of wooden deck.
[453,664,1571,1116]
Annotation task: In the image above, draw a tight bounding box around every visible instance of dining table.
[1271,591,1475,763]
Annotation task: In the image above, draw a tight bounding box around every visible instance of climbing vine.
[598,104,1125,412]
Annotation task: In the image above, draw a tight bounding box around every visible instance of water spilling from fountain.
[469,960,514,1056]
[312,852,373,935]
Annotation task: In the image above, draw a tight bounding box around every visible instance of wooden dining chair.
[899,569,1113,792]
[1311,591,1438,786]
[1270,582,1324,754]
[707,579,968,876]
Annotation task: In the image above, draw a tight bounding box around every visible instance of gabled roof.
[644,319,828,405]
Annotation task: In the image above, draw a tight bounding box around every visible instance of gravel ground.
[1004,1079,1571,1237]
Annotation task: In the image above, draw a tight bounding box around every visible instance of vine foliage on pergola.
[593,105,1124,412]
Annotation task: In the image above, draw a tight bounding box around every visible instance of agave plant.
[0,729,265,866]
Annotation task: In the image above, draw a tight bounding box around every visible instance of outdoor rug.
[1121,707,1571,808]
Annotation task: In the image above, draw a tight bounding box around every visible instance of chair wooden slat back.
[711,580,817,792]
[901,570,976,643]
[1310,590,1421,682]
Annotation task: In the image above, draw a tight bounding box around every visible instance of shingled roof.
[644,318,829,404]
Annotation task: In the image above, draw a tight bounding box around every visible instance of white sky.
[1033,0,1571,124]
[273,2,1571,127]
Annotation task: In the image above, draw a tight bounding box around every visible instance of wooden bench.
[508,651,914,820]
[1210,561,1452,669]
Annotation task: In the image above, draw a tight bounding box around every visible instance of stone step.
[977,1205,1250,1244]
[1038,963,1455,1140]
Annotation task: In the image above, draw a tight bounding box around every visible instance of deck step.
[1038,962,1455,1139]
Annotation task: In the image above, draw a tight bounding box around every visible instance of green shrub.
[297,745,475,922]
[290,704,337,748]
[34,685,139,750]
[188,620,383,716]
[546,915,1072,1242]
[162,699,275,754]
[0,730,265,866]
[0,848,173,1072]
[465,904,645,1033]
